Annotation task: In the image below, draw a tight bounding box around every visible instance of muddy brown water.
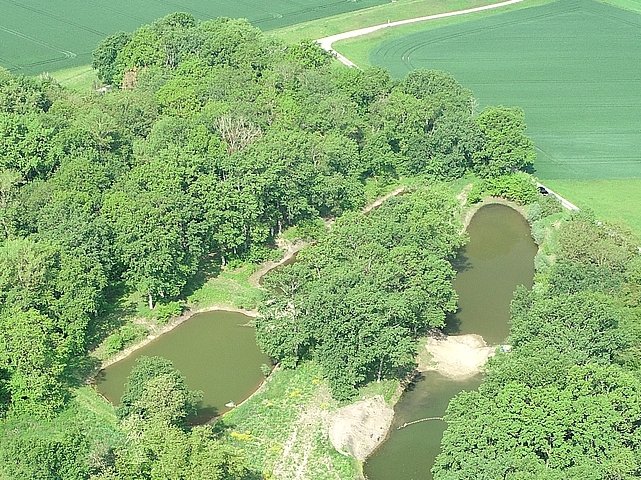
[95,310,269,422]
[364,204,536,479]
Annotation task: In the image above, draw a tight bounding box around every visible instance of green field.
[271,0,496,44]
[336,0,641,234]
[0,0,388,74]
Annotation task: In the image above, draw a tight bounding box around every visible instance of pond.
[364,204,537,480]
[96,310,269,422]
[447,203,537,344]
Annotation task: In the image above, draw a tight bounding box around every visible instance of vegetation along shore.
[1,1,640,479]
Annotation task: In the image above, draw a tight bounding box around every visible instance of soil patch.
[329,395,394,461]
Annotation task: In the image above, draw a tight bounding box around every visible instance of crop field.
[0,0,387,75]
[336,0,641,234]
[357,0,641,181]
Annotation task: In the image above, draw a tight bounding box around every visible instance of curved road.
[316,0,526,67]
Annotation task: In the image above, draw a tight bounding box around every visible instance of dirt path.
[362,186,407,214]
[248,239,307,288]
[317,0,526,68]
[272,384,335,480]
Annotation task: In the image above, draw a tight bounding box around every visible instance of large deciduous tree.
[473,106,535,177]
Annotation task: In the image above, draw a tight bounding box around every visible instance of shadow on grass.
[181,256,222,301]
[86,281,137,351]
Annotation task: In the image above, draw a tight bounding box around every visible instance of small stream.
[364,204,537,480]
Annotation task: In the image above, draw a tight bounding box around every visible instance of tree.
[92,32,132,84]
[434,364,641,480]
[473,106,535,177]
[286,40,332,69]
[556,212,638,272]
[257,189,463,398]
[102,153,204,309]
[0,169,21,238]
[398,69,475,117]
[118,356,201,426]
[0,308,67,417]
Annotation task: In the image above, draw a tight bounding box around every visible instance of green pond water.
[96,310,269,422]
[364,204,536,480]
[447,203,538,345]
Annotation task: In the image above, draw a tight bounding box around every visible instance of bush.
[527,194,563,223]
[468,172,539,205]
[104,323,148,356]
[152,301,184,324]
[281,218,326,242]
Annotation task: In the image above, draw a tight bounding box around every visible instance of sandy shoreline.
[462,195,528,230]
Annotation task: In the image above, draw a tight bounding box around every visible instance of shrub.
[527,194,563,222]
[104,323,148,356]
[468,172,538,205]
[152,301,184,324]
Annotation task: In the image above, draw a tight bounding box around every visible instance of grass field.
[271,0,496,44]
[544,179,641,235]
[49,64,98,90]
[0,0,389,75]
[335,0,641,235]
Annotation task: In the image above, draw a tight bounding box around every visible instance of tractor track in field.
[316,0,526,68]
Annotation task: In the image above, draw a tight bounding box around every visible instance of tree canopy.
[0,10,544,479]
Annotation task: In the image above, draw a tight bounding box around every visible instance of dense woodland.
[258,187,465,399]
[0,11,637,480]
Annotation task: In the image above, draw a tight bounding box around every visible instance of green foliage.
[0,69,53,113]
[0,13,539,478]
[0,421,91,479]
[187,263,263,311]
[526,194,563,223]
[103,323,148,357]
[152,301,184,324]
[435,364,641,480]
[118,356,201,426]
[0,386,119,480]
[113,417,253,479]
[286,40,333,69]
[473,106,535,178]
[224,361,357,479]
[436,207,641,480]
[281,218,327,242]
[92,32,132,84]
[556,211,639,272]
[468,172,539,205]
[257,187,465,399]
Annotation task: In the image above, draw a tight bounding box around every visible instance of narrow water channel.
[364,204,536,480]
[96,310,269,422]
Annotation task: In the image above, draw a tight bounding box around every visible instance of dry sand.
[329,395,394,461]
[418,334,496,378]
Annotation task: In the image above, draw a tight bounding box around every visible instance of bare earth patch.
[328,395,394,461]
[272,384,336,480]
[418,334,496,378]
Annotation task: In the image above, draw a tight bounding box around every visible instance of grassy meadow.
[335,0,641,235]
[0,0,388,75]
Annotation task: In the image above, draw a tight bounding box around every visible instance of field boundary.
[316,0,525,67]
